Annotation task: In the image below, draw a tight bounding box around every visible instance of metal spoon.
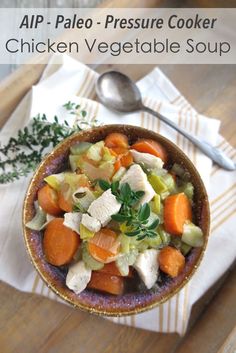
[96,71,235,171]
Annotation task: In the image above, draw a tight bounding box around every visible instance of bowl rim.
[22,124,210,316]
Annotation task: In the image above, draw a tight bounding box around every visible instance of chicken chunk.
[66,261,92,294]
[120,164,155,205]
[63,212,82,234]
[81,213,101,233]
[87,189,121,226]
[130,150,164,170]
[134,249,160,289]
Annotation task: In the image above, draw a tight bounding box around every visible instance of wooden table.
[0,1,236,353]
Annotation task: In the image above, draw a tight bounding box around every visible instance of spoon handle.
[142,105,235,171]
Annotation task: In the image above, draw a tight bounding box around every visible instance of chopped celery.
[116,256,129,276]
[160,190,170,200]
[64,173,88,190]
[98,161,114,179]
[161,173,176,192]
[116,249,138,276]
[150,194,161,214]
[112,167,126,182]
[70,142,92,155]
[119,233,131,253]
[152,168,167,177]
[143,234,162,249]
[73,187,96,211]
[82,243,104,270]
[170,236,182,250]
[44,173,64,191]
[87,141,104,162]
[102,147,116,162]
[135,241,149,252]
[182,222,204,247]
[158,227,171,246]
[181,243,192,255]
[79,223,95,240]
[25,203,47,231]
[179,182,194,200]
[148,174,168,194]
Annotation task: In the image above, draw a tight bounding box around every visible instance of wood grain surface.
[0,1,236,353]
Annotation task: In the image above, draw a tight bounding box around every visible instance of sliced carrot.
[164,193,192,236]
[43,218,80,266]
[108,148,118,157]
[110,146,128,156]
[88,243,116,264]
[98,262,133,277]
[105,133,129,149]
[114,159,122,173]
[131,139,168,163]
[88,271,124,295]
[120,151,133,168]
[159,246,185,278]
[58,183,73,212]
[88,228,120,263]
[38,184,62,216]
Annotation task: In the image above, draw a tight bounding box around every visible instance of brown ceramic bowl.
[23,125,210,316]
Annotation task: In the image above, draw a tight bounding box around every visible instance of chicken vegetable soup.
[26,133,204,296]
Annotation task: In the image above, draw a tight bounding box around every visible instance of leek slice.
[102,147,116,162]
[82,243,104,270]
[69,155,83,172]
[182,222,204,247]
[87,141,104,162]
[44,173,64,191]
[181,243,192,255]
[116,249,138,276]
[178,182,194,200]
[148,174,168,194]
[171,163,190,181]
[79,223,95,240]
[150,194,161,214]
[161,173,176,192]
[73,187,96,212]
[112,167,126,182]
[25,203,47,231]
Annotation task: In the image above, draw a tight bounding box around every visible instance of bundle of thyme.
[99,180,160,241]
[0,101,98,184]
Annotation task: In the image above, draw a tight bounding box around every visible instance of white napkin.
[0,54,235,335]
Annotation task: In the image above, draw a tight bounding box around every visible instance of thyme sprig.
[0,101,99,184]
[63,100,98,127]
[99,180,160,241]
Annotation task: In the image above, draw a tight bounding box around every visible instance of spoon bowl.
[96,71,142,113]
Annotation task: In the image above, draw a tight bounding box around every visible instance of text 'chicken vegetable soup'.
[26,132,204,296]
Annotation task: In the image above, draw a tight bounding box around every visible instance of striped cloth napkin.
[0,55,235,335]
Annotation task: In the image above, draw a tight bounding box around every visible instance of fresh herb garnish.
[63,100,96,127]
[0,101,99,184]
[99,180,160,241]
